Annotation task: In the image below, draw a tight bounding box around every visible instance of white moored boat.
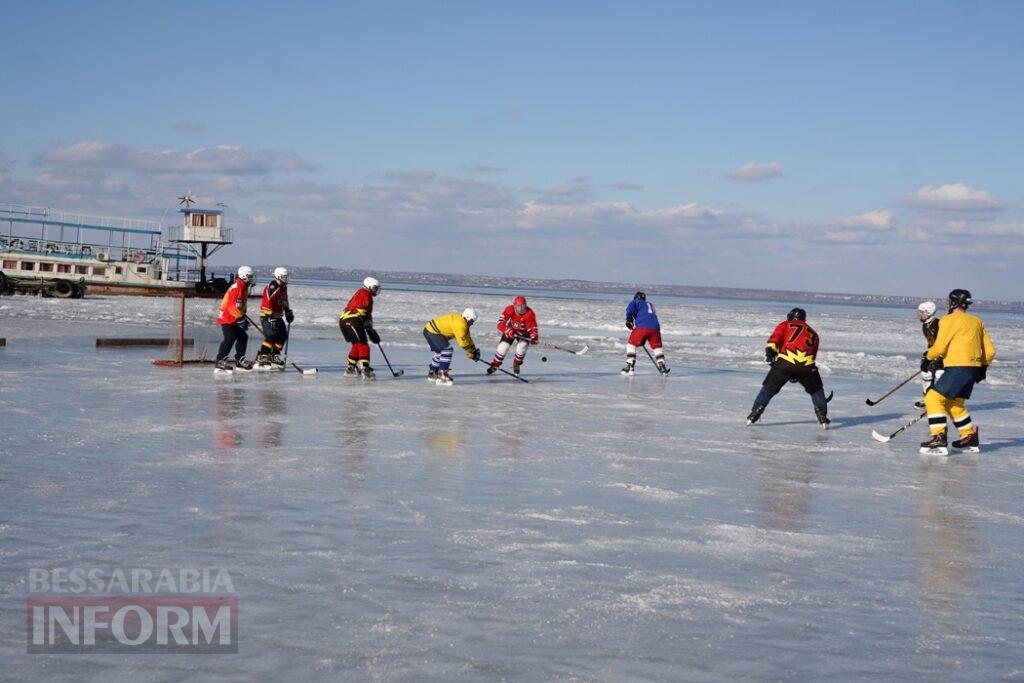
[0,203,233,297]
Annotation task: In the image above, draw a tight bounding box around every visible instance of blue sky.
[2,1,1022,298]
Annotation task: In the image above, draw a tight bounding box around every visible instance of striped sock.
[927,413,948,436]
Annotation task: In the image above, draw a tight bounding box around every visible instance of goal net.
[153,292,220,366]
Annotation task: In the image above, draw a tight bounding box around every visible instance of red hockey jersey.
[497,305,539,341]
[340,287,374,322]
[767,320,819,366]
[260,280,289,318]
[216,277,250,326]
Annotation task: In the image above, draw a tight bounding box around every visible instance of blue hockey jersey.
[626,299,660,331]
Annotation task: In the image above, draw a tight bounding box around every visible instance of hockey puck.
[541,356,548,362]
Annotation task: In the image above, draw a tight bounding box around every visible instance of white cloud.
[822,230,872,243]
[641,202,727,228]
[835,210,895,231]
[513,200,734,237]
[905,217,1024,238]
[262,173,732,238]
[518,177,595,204]
[41,141,315,176]
[725,161,784,183]
[8,150,1024,298]
[904,182,1003,214]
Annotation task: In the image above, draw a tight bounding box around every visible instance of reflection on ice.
[753,446,824,532]
[915,459,978,626]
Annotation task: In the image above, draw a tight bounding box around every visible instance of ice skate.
[746,405,764,425]
[951,427,980,454]
[919,431,949,456]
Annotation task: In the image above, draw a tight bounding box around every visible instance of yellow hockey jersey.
[925,310,996,367]
[425,313,476,351]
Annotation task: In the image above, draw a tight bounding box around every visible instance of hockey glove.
[920,355,931,373]
[238,317,250,331]
[285,309,294,324]
[977,365,988,383]
[926,358,943,374]
[764,347,777,363]
[366,327,381,344]
[468,347,481,361]
[625,319,635,330]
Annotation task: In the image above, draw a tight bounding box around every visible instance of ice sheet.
[1,286,1022,681]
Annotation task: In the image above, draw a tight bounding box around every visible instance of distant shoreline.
[245,266,1024,313]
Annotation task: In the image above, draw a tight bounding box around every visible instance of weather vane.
[177,191,195,208]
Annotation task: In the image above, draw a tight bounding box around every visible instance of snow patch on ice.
[607,482,693,501]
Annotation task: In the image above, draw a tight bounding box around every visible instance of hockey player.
[256,267,294,369]
[746,308,830,428]
[920,289,996,455]
[916,301,943,404]
[622,292,669,375]
[486,295,539,376]
[423,309,481,385]
[339,277,381,380]
[214,266,256,372]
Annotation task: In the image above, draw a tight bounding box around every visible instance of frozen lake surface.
[1,285,1023,681]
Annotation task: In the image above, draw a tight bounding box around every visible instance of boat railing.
[0,235,196,264]
[1,204,161,233]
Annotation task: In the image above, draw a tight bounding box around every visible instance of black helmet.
[787,307,807,322]
[633,291,646,301]
[948,288,972,311]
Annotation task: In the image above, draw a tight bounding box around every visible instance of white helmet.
[237,266,254,283]
[462,307,478,323]
[363,276,380,295]
[918,301,936,317]
[273,267,289,282]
